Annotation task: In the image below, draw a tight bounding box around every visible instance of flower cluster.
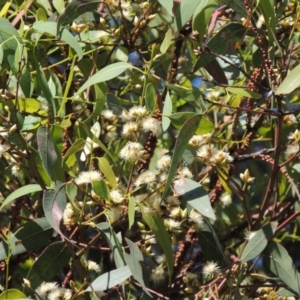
[35,281,72,300]
[189,134,233,167]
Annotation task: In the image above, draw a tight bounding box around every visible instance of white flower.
[74,171,102,185]
[197,144,217,163]
[144,234,157,245]
[177,166,193,179]
[189,210,204,231]
[0,143,9,157]
[150,264,166,283]
[209,149,233,166]
[189,134,212,147]
[128,106,148,119]
[142,117,162,137]
[164,218,181,232]
[110,189,124,204]
[119,141,144,162]
[35,281,58,299]
[87,260,101,273]
[101,109,116,121]
[156,155,172,170]
[122,122,140,139]
[220,193,232,207]
[11,165,20,177]
[63,203,75,229]
[135,170,156,187]
[165,196,180,206]
[285,144,299,158]
[202,261,220,278]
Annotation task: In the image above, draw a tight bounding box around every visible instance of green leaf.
[222,0,247,17]
[43,183,67,238]
[0,289,27,299]
[115,46,128,62]
[53,0,65,14]
[106,93,123,115]
[140,205,173,282]
[166,84,201,101]
[174,178,216,220]
[98,157,118,189]
[173,0,202,31]
[167,112,196,128]
[162,114,202,199]
[92,180,109,200]
[195,118,214,135]
[160,28,172,55]
[192,0,217,42]
[57,0,100,36]
[259,0,276,44]
[193,23,246,72]
[158,0,173,16]
[198,230,225,264]
[145,83,156,113]
[0,184,42,211]
[27,241,71,289]
[162,91,172,131]
[264,241,300,296]
[124,238,151,297]
[33,55,56,116]
[33,21,83,60]
[96,223,125,268]
[77,62,134,94]
[226,87,262,99]
[0,218,53,260]
[37,126,58,179]
[0,17,21,74]
[85,266,132,292]
[240,222,277,262]
[62,138,86,165]
[275,65,300,95]
[128,197,135,230]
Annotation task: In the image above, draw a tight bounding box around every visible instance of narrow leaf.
[275,65,300,95]
[173,0,202,31]
[37,126,58,179]
[62,138,86,165]
[162,91,172,131]
[140,205,173,282]
[128,197,135,230]
[174,178,216,220]
[192,0,217,42]
[96,223,125,268]
[27,241,71,289]
[264,241,300,296]
[162,114,202,199]
[0,218,53,260]
[160,28,172,55]
[85,266,132,291]
[124,238,151,297]
[77,62,133,94]
[57,0,99,36]
[98,157,118,189]
[0,184,42,211]
[33,21,83,60]
[240,222,277,262]
[145,83,156,113]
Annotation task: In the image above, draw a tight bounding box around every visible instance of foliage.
[1,0,300,299]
